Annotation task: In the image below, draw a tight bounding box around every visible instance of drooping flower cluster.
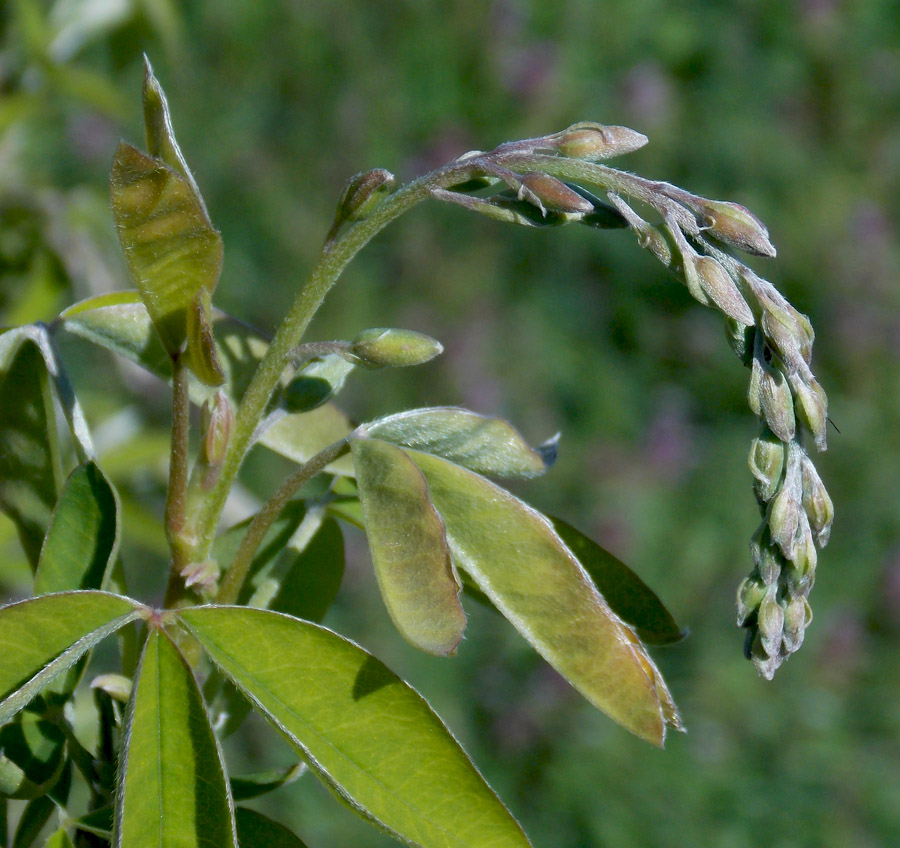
[428,122,833,677]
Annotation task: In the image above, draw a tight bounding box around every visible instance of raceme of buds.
[349,328,444,369]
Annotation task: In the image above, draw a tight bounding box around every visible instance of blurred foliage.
[2,0,900,845]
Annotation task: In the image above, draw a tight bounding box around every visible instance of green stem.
[215,437,351,605]
[190,158,491,560]
[163,357,192,607]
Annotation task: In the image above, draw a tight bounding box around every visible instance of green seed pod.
[725,318,756,367]
[799,452,834,546]
[748,427,785,502]
[695,256,755,325]
[547,122,649,161]
[688,197,776,258]
[757,587,785,658]
[736,572,767,626]
[350,328,444,369]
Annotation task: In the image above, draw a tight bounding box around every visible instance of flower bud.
[789,373,828,451]
[750,522,783,585]
[679,247,713,307]
[748,427,785,502]
[758,587,785,658]
[516,172,596,215]
[758,294,814,370]
[329,169,396,237]
[91,673,133,703]
[782,593,812,654]
[767,455,803,559]
[564,184,628,229]
[695,256,755,325]
[688,197,776,258]
[783,512,817,593]
[430,187,569,228]
[725,319,755,367]
[542,122,649,161]
[736,573,767,626]
[800,453,834,546]
[200,391,233,470]
[350,328,443,369]
[752,352,795,443]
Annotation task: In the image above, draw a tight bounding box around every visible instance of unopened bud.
[781,594,812,653]
[750,522,783,585]
[736,573,767,626]
[768,469,802,560]
[758,587,785,658]
[329,169,396,237]
[749,427,785,502]
[350,328,443,369]
[516,172,596,215]
[800,453,834,546]
[91,673,132,703]
[758,294,814,370]
[688,197,776,258]
[429,187,569,228]
[783,513,817,592]
[695,256,755,325]
[546,122,649,161]
[725,319,755,367]
[180,559,219,595]
[680,248,713,307]
[200,391,233,470]
[750,350,795,442]
[789,373,828,451]
[565,184,628,229]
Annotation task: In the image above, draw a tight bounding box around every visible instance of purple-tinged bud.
[328,169,396,239]
[548,122,649,161]
[695,256,755,325]
[749,427,785,502]
[350,328,443,369]
[516,172,596,215]
[758,587,785,658]
[799,452,834,546]
[688,197,777,258]
[737,573,767,626]
[180,559,220,595]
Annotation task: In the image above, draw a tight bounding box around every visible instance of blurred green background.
[2,0,900,845]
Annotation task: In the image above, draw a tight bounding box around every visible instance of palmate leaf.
[404,448,683,746]
[178,606,532,848]
[352,438,466,656]
[56,294,355,474]
[34,461,120,595]
[0,592,144,726]
[114,628,237,848]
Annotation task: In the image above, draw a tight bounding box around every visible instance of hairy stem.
[215,437,351,605]
[163,357,192,607]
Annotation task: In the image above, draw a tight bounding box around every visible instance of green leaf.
[109,142,223,360]
[283,354,356,413]
[352,438,466,656]
[44,829,76,848]
[34,462,120,594]
[406,449,683,746]
[179,606,532,848]
[361,407,553,478]
[57,295,355,474]
[550,517,686,646]
[114,628,237,848]
[0,333,64,568]
[71,804,113,839]
[0,592,144,725]
[247,514,346,623]
[13,794,55,848]
[0,712,66,799]
[235,808,310,848]
[230,763,305,801]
